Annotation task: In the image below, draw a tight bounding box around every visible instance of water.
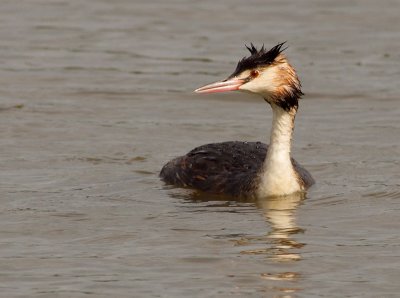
[1,0,400,297]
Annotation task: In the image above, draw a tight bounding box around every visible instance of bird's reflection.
[171,190,305,296]
[248,192,305,262]
[218,193,305,265]
[175,190,305,262]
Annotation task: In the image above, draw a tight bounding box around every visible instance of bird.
[160,42,314,198]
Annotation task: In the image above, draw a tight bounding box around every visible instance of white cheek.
[239,70,277,96]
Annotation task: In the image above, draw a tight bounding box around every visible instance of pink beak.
[194,78,245,94]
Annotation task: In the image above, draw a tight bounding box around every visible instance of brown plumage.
[160,141,314,198]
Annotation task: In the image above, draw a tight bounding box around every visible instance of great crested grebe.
[160,42,314,198]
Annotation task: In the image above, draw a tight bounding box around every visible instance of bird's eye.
[250,70,259,78]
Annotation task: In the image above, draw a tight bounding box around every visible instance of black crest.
[229,42,287,78]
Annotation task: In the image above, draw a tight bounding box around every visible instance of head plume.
[229,42,287,78]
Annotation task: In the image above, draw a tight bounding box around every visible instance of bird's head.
[195,42,303,111]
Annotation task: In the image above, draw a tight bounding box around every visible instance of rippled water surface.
[1,1,400,297]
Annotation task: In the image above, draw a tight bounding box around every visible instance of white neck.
[256,104,301,197]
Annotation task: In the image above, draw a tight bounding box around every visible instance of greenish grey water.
[1,1,400,297]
